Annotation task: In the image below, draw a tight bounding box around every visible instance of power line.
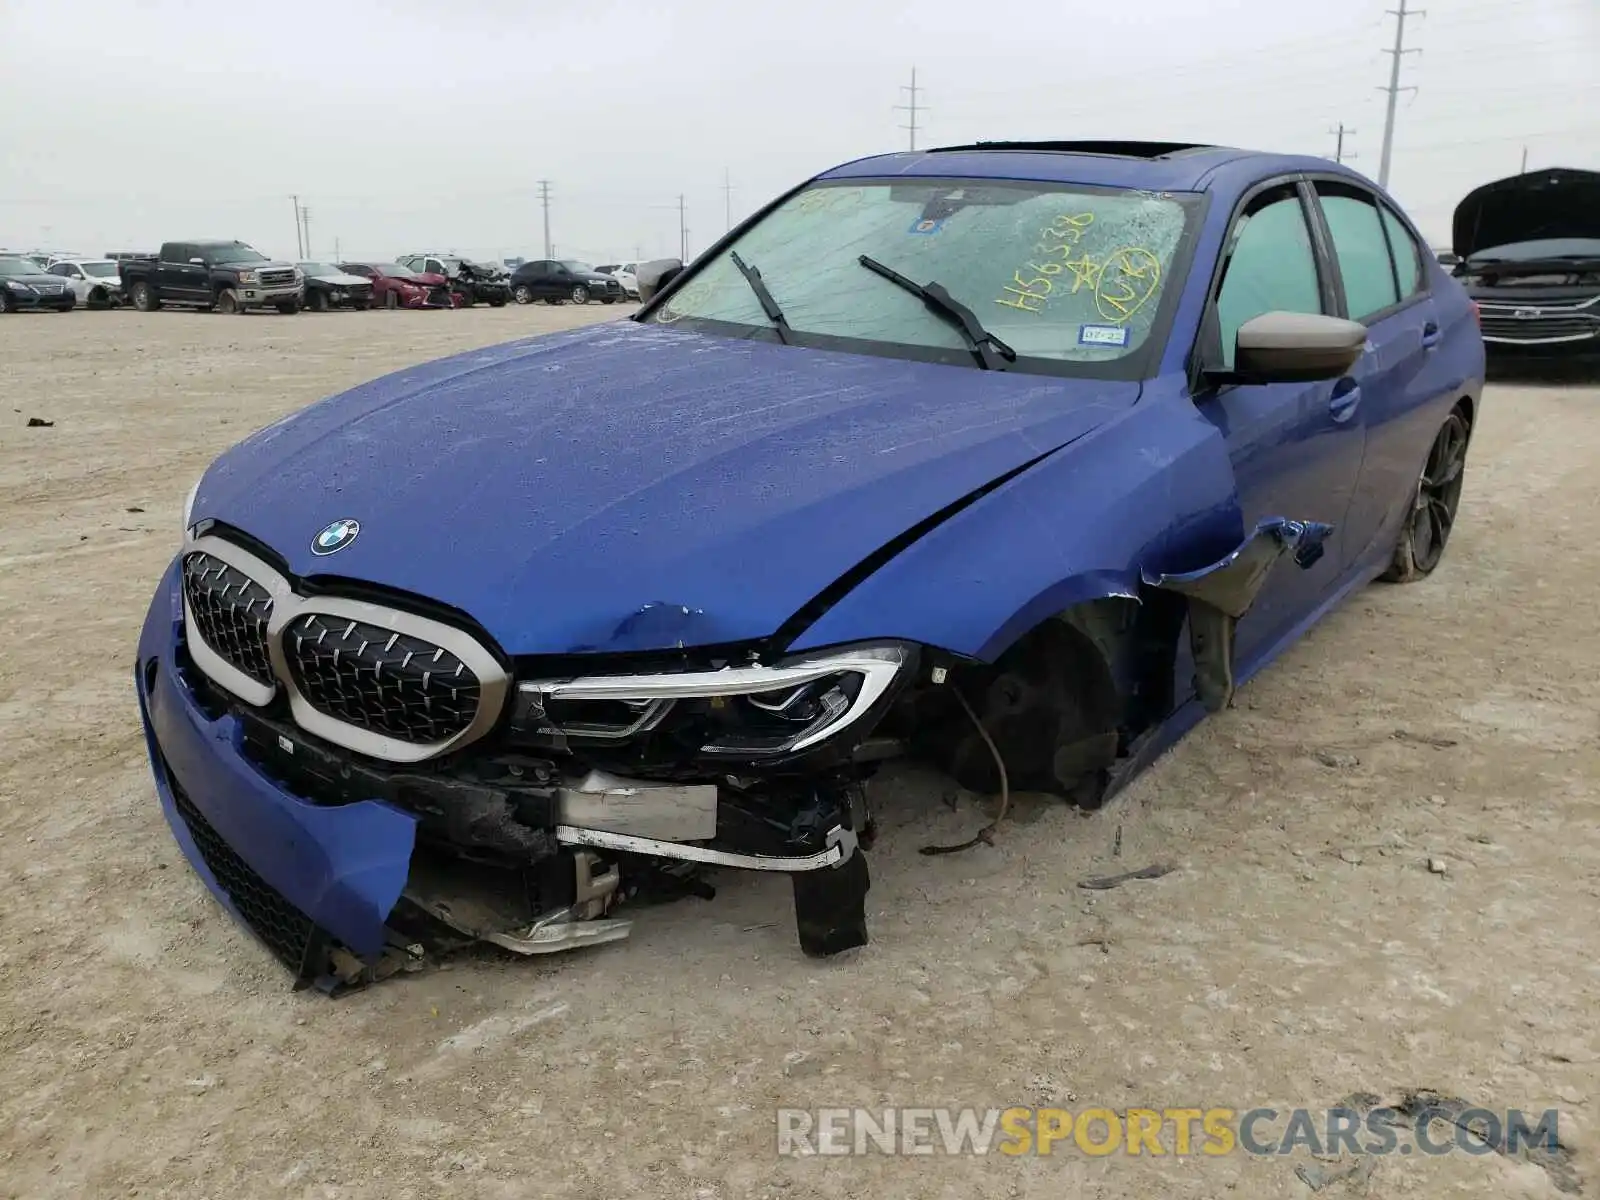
[537,180,552,259]
[1330,123,1358,164]
[1377,0,1424,188]
[894,67,924,151]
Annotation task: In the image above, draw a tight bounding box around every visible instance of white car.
[45,259,124,308]
[595,263,640,299]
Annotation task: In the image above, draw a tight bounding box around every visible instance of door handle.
[1329,381,1361,423]
[1421,321,1442,349]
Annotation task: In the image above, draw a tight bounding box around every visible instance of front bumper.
[138,555,877,989]
[238,283,304,308]
[136,560,417,985]
[5,286,73,308]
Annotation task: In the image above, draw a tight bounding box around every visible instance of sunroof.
[926,140,1213,160]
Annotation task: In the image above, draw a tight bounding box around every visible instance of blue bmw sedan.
[136,139,1483,989]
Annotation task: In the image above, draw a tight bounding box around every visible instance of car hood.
[2,272,62,287]
[308,272,370,286]
[194,323,1137,656]
[1453,168,1600,259]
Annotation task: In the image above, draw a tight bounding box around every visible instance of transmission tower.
[1376,0,1423,188]
[894,67,925,151]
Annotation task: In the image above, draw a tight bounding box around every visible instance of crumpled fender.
[1144,517,1333,712]
[786,389,1249,661]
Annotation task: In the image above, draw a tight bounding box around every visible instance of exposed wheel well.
[886,589,1188,807]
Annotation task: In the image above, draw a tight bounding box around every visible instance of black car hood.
[1453,168,1600,259]
[2,272,62,287]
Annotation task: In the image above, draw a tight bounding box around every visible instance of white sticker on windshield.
[1078,324,1130,347]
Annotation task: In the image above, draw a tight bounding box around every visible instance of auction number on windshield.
[994,212,1161,325]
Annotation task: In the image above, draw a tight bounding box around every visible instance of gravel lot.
[1,308,1596,1199]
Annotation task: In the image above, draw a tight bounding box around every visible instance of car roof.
[817,140,1358,196]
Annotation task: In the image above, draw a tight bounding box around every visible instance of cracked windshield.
[649,180,1197,364]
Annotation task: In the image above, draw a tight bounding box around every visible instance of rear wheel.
[131,281,159,312]
[56,297,76,312]
[601,296,616,305]
[488,296,506,307]
[1381,407,1469,582]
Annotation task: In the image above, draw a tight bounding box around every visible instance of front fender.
[786,387,1247,662]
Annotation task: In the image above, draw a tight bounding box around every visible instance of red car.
[338,262,461,309]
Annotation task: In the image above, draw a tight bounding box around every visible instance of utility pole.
[723,168,733,232]
[537,180,553,259]
[1330,124,1357,164]
[1520,145,1529,173]
[1376,0,1423,189]
[334,236,341,262]
[894,67,924,151]
[677,194,688,261]
[299,204,311,259]
[291,195,303,259]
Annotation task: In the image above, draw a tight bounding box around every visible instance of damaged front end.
[139,543,918,992]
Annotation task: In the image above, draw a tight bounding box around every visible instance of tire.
[0,291,14,314]
[56,298,76,312]
[488,297,506,308]
[276,299,301,315]
[458,286,476,307]
[308,290,329,313]
[569,285,590,305]
[601,296,616,305]
[88,287,109,309]
[1380,407,1470,583]
[215,288,242,315]
[513,285,534,304]
[385,290,400,309]
[544,295,564,306]
[131,281,159,312]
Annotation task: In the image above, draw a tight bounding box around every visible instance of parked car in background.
[397,253,510,307]
[1450,167,1600,363]
[0,256,76,311]
[122,241,304,314]
[139,140,1482,983]
[339,262,459,309]
[297,262,375,311]
[595,263,640,299]
[46,258,124,308]
[508,259,626,305]
[105,250,156,263]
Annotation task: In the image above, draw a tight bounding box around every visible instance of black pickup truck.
[122,240,305,314]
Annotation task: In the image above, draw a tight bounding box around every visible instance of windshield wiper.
[729,251,792,344]
[856,255,1016,370]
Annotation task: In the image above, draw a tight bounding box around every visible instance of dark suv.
[509,260,625,305]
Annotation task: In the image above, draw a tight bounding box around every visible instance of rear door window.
[1315,185,1401,320]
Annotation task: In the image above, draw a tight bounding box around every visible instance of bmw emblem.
[311,518,360,555]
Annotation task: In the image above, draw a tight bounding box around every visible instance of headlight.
[515,643,911,757]
[292,268,304,281]
[182,477,201,537]
[6,280,33,293]
[237,271,258,284]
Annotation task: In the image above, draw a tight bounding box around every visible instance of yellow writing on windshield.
[1094,247,1162,322]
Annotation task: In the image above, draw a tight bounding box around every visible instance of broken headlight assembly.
[513,643,914,760]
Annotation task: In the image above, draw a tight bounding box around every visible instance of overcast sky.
[2,0,1595,262]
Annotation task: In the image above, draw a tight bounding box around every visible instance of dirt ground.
[0,307,1596,1199]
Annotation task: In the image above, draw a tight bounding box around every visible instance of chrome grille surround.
[179,532,509,763]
